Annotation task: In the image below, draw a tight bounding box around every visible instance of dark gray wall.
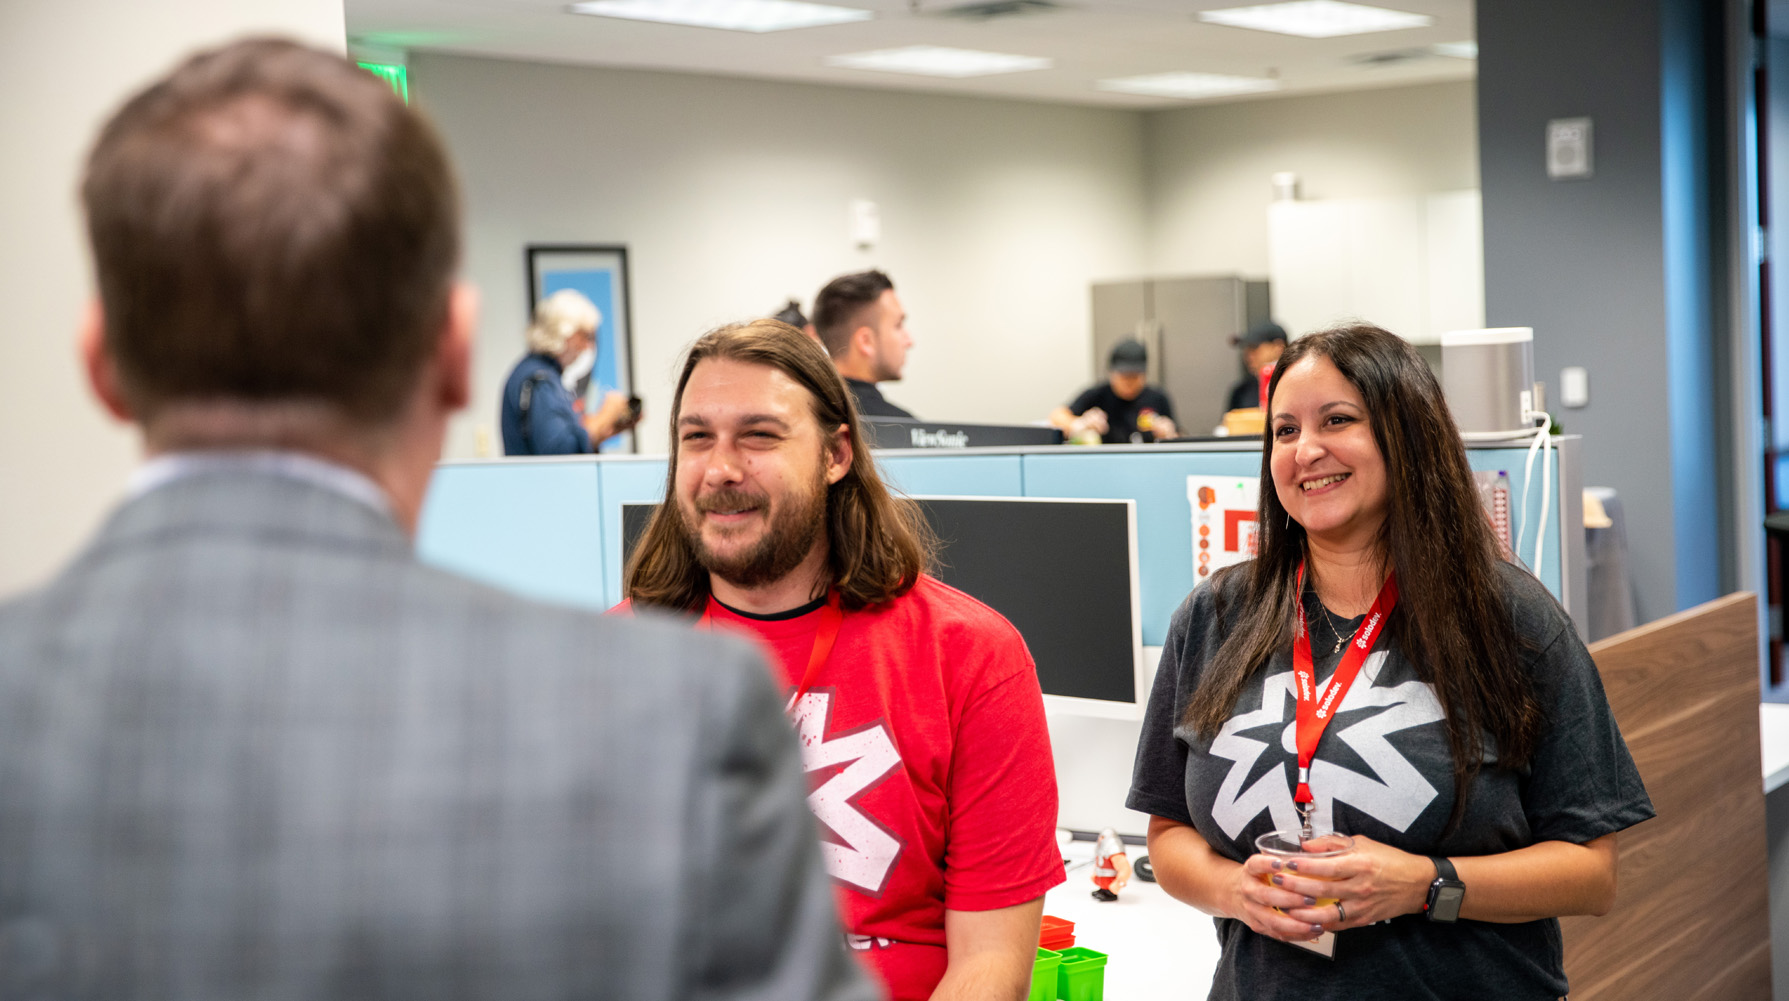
[1478,0,1725,622]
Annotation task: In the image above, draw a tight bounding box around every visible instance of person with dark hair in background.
[773,297,814,337]
[1050,338,1178,444]
[813,269,916,418]
[0,38,872,1001]
[1226,321,1289,412]
[1129,322,1652,1000]
[500,288,639,454]
[623,319,1063,1001]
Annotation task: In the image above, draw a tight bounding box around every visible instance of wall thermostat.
[1547,118,1593,180]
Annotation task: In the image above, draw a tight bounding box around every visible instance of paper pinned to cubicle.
[1187,476,1259,582]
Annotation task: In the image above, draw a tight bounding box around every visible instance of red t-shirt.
[623,576,1063,1000]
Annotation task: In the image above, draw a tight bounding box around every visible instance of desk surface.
[1049,837,1221,998]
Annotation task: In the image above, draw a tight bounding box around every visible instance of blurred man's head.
[812,270,911,383]
[1107,338,1148,400]
[1237,322,1289,374]
[79,37,470,458]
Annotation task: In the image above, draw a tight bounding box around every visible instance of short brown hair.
[81,37,461,423]
[625,319,933,613]
[812,270,893,358]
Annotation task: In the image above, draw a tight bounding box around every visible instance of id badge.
[1287,930,1336,959]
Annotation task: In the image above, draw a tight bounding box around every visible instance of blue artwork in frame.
[526,244,635,453]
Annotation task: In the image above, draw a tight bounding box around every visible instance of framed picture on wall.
[525,244,636,453]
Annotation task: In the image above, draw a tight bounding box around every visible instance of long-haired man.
[626,319,1064,1001]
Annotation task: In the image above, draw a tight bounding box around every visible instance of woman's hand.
[1268,834,1432,931]
[1228,854,1334,943]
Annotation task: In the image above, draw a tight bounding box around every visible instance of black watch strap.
[1425,855,1465,923]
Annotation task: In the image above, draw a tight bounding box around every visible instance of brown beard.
[676,469,827,590]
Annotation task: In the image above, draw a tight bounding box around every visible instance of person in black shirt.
[812,270,916,419]
[1225,321,1288,412]
[1128,322,1650,1001]
[1051,339,1178,444]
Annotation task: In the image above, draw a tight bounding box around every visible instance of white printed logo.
[1206,652,1445,838]
[790,691,905,895]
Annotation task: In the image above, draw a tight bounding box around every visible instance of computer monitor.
[619,496,1145,718]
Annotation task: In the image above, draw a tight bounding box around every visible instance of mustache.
[694,489,769,514]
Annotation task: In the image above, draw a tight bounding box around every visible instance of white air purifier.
[1440,327,1535,439]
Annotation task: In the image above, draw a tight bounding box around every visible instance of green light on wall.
[358,62,409,104]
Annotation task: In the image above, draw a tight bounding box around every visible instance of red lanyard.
[1291,563,1398,807]
[697,591,844,706]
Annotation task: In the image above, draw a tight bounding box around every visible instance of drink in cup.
[1253,830,1354,907]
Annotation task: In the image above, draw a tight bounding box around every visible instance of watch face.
[1430,884,1465,922]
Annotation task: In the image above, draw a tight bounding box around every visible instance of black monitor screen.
[621,497,1138,704]
[917,498,1136,704]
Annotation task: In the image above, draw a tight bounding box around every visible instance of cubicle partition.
[419,438,1583,642]
[418,438,1583,834]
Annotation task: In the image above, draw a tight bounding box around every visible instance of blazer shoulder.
[405,560,766,683]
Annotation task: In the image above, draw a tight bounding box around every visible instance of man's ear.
[435,282,478,412]
[78,301,133,422]
[824,423,853,485]
[851,324,877,360]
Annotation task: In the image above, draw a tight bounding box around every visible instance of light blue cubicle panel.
[598,458,670,604]
[416,460,606,610]
[1021,450,1265,647]
[1020,445,1565,648]
[877,453,1025,498]
[1466,445,1563,598]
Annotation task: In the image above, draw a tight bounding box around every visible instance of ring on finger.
[1335,902,1346,922]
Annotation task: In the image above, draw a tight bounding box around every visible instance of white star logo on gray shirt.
[1206,652,1445,839]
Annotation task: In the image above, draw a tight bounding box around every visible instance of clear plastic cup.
[1253,830,1354,907]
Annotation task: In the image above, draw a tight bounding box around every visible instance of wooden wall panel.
[1561,592,1766,1000]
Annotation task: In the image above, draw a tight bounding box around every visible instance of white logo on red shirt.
[790,691,904,895]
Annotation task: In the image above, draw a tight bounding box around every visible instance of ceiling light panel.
[1432,40,1477,59]
[1097,72,1279,100]
[568,0,872,33]
[825,45,1052,77]
[1198,1,1433,38]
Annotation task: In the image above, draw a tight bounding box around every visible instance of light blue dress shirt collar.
[127,450,393,519]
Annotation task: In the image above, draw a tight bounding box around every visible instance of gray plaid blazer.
[0,469,874,1001]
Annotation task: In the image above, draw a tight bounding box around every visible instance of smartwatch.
[1425,856,1465,923]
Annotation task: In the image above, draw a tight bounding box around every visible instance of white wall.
[0,0,345,598]
[408,53,1151,456]
[0,32,1478,600]
[1146,81,1480,278]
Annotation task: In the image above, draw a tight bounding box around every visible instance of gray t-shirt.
[1127,562,1653,1001]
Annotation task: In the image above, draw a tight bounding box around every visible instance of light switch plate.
[849,199,880,248]
[1560,366,1589,408]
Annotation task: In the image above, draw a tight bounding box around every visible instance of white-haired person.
[500,289,639,454]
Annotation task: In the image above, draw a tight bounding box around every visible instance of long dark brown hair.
[625,318,934,613]
[1186,322,1543,830]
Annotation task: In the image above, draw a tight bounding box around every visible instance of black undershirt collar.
[712,593,828,621]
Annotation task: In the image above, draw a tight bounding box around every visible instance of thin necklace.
[1306,589,1360,656]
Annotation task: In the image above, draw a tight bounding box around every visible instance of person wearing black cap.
[1226,321,1289,411]
[1050,338,1178,444]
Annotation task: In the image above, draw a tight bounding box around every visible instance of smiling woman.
[1125,323,1654,1001]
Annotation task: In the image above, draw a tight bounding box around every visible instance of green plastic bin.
[1054,946,1108,1001]
[1029,948,1063,1001]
